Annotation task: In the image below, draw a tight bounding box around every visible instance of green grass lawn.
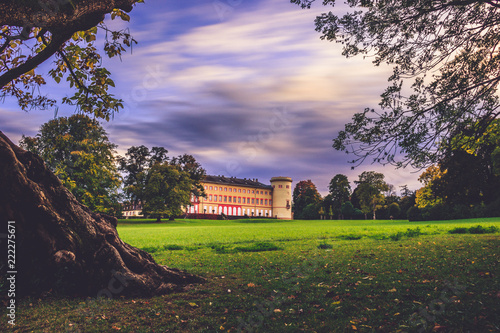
[3,218,500,332]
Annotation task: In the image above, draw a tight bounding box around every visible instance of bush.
[448,225,499,234]
[448,227,468,234]
[468,225,499,234]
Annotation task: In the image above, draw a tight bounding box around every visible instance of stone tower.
[270,177,293,219]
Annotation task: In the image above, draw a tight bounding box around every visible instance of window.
[270,200,272,206]
[242,198,246,204]
[265,199,268,205]
[252,198,255,204]
[286,185,290,189]
[219,195,222,201]
[233,196,236,202]
[265,191,267,195]
[214,196,218,202]
[252,190,255,194]
[228,196,232,203]
[243,189,246,193]
[238,197,241,203]
[279,185,283,188]
[260,199,263,205]
[220,187,222,191]
[224,196,227,202]
[272,185,275,188]
[229,188,232,192]
[209,195,212,201]
[239,189,241,193]
[204,186,207,190]
[209,186,213,190]
[214,186,217,191]
[224,187,227,192]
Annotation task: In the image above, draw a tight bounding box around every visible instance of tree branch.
[0,31,72,89]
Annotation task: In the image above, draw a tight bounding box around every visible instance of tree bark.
[0,131,203,297]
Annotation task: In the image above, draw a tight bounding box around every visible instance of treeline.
[20,114,206,220]
[293,168,500,221]
[293,120,500,221]
[292,172,416,220]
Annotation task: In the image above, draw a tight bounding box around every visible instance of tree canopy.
[292,179,322,219]
[1,0,143,119]
[354,171,389,219]
[292,0,500,168]
[19,114,122,215]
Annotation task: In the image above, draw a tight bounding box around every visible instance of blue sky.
[0,0,422,195]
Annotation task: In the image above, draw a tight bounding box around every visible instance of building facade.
[187,175,292,219]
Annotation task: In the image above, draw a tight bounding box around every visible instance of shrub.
[448,227,468,234]
[468,225,499,234]
[448,225,499,234]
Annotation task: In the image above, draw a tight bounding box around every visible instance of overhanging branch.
[0,31,72,89]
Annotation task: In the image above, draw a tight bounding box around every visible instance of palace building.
[188,176,293,219]
[122,175,293,220]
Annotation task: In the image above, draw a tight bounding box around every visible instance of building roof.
[203,175,273,190]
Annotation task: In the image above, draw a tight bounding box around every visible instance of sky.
[0,0,423,195]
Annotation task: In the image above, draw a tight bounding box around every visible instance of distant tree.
[354,171,389,219]
[328,174,351,219]
[131,163,193,222]
[20,114,121,215]
[292,0,500,168]
[301,203,322,220]
[415,165,445,209]
[322,194,334,219]
[432,120,500,206]
[118,145,156,202]
[341,201,355,220]
[399,185,414,198]
[121,149,206,221]
[170,154,207,198]
[388,202,401,220]
[293,180,322,219]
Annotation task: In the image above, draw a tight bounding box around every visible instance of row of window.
[204,185,271,196]
[273,184,290,189]
[189,205,271,217]
[205,195,271,206]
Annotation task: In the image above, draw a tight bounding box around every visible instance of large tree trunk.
[0,132,203,297]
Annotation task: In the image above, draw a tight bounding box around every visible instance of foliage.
[388,202,401,219]
[118,145,169,202]
[415,165,445,209]
[119,147,206,206]
[0,0,144,119]
[292,179,322,218]
[354,171,389,219]
[449,225,498,234]
[407,206,423,222]
[432,120,500,206]
[129,162,194,222]
[328,174,351,218]
[19,114,121,215]
[292,0,500,168]
[341,201,355,219]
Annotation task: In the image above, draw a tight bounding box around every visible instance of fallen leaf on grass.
[247,283,256,287]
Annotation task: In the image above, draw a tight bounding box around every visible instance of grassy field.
[3,218,500,332]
